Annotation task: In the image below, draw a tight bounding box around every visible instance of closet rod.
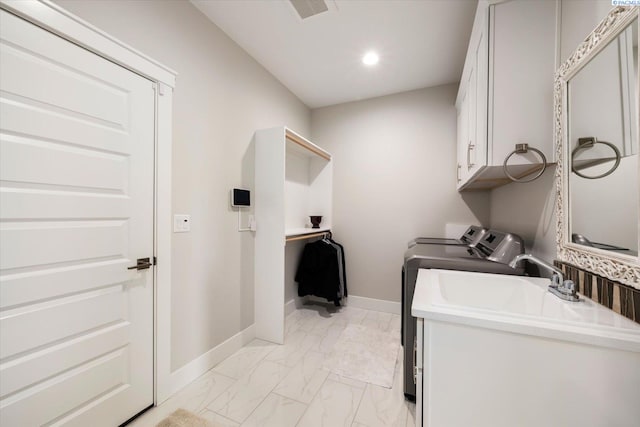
[285,129,331,161]
[285,231,330,243]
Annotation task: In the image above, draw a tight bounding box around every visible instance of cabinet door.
[489,0,556,165]
[456,104,463,187]
[466,7,489,180]
[458,3,488,186]
[472,11,488,173]
[416,318,424,427]
[456,89,469,188]
[466,66,477,176]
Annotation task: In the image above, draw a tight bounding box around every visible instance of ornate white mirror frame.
[555,6,640,288]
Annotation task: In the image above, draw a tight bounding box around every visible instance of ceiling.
[191,0,478,109]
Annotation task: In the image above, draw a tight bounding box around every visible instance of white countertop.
[412,269,640,352]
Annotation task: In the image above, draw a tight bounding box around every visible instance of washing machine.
[407,225,487,248]
[401,229,525,400]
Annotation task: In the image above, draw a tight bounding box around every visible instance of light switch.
[173,214,191,232]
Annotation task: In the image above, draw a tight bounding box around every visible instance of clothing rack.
[295,230,346,306]
[285,230,332,243]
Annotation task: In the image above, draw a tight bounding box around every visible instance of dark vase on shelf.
[309,216,322,229]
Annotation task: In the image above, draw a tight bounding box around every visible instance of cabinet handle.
[467,141,475,170]
[457,163,461,182]
[413,338,417,384]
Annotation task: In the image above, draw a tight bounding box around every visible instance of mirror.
[556,6,640,288]
[568,17,638,257]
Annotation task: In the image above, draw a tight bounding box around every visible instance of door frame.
[0,0,177,404]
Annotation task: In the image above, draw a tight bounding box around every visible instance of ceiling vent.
[289,0,329,19]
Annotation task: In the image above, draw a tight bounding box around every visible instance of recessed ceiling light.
[362,51,379,66]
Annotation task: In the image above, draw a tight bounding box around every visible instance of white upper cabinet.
[456,0,557,191]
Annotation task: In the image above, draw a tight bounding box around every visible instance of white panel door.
[0,9,155,426]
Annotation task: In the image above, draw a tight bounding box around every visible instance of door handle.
[128,257,152,271]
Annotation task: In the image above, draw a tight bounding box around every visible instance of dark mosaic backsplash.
[554,261,640,325]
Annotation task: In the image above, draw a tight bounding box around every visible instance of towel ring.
[503,143,547,183]
[571,137,621,179]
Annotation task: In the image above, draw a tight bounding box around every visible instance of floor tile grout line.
[269,346,330,408]
[205,358,279,423]
[199,409,238,426]
[207,368,237,382]
[229,390,270,426]
[211,344,276,381]
[292,309,368,427]
[250,354,309,425]
[207,367,283,426]
[292,372,333,427]
[271,389,307,406]
[292,347,335,427]
[350,381,369,426]
[196,375,237,413]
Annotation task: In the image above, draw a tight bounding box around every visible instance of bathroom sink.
[436,270,583,320]
[412,269,640,352]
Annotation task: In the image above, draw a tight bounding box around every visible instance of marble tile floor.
[129,304,415,427]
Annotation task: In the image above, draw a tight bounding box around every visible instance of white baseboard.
[298,295,401,315]
[344,295,401,314]
[160,323,255,404]
[284,299,296,317]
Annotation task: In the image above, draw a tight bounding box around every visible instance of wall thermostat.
[231,188,250,207]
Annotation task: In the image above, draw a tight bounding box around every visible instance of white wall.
[54,0,310,371]
[489,0,616,265]
[490,167,557,262]
[311,85,490,303]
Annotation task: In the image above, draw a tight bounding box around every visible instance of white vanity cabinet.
[456,0,557,190]
[412,269,640,427]
[254,127,332,344]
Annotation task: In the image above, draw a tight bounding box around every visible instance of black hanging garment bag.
[295,239,342,305]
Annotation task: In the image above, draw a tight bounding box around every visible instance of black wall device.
[231,188,250,207]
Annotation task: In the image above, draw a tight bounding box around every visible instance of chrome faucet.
[509,254,580,302]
